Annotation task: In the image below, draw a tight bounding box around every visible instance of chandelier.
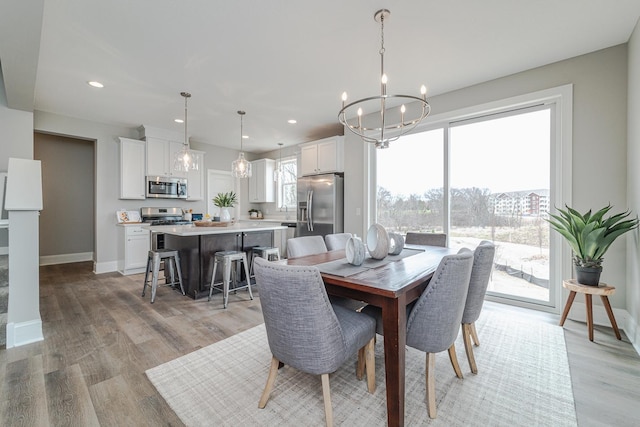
[232,110,252,178]
[338,9,431,149]
[173,92,199,172]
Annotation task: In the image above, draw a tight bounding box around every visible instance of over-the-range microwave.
[146,176,187,199]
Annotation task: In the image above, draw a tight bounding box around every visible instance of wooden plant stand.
[559,279,622,342]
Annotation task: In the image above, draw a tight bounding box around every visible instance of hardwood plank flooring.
[0,261,639,426]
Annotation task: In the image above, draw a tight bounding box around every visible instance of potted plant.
[213,191,237,222]
[546,204,638,285]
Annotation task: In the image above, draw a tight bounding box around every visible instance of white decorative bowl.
[346,236,366,266]
[367,223,389,260]
[388,232,405,255]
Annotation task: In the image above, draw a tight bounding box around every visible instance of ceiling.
[2,1,640,153]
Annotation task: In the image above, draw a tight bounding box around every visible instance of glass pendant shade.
[232,110,252,178]
[173,92,199,172]
[232,152,252,178]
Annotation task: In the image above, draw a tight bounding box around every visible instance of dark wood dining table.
[286,245,455,427]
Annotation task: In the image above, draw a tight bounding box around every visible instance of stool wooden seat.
[142,249,185,304]
[559,279,621,341]
[208,250,253,308]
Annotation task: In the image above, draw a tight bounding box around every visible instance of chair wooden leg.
[320,373,334,427]
[356,347,365,380]
[448,344,464,379]
[258,356,280,409]
[426,352,437,419]
[462,324,478,374]
[469,322,480,347]
[364,338,376,393]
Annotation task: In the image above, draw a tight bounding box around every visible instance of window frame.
[276,155,297,211]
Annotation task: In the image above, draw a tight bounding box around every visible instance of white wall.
[626,18,640,349]
[345,44,630,310]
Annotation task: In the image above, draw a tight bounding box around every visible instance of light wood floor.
[1,262,639,426]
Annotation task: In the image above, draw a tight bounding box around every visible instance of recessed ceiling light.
[87,81,104,88]
[174,119,184,123]
[242,135,249,139]
[288,119,297,124]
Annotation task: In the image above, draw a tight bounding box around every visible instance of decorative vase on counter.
[220,208,231,222]
[367,223,389,260]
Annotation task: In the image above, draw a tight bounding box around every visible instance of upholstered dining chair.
[324,232,353,251]
[253,257,376,427]
[286,235,328,258]
[405,232,447,247]
[363,250,473,419]
[460,240,496,374]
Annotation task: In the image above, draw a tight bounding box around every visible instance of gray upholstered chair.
[324,232,353,251]
[405,232,447,247]
[253,257,376,426]
[286,235,328,258]
[363,250,473,419]
[460,240,496,374]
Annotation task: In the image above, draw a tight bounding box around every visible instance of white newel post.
[4,158,44,348]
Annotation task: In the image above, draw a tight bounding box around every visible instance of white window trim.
[276,155,297,211]
[366,84,573,313]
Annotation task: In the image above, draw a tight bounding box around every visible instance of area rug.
[146,310,577,426]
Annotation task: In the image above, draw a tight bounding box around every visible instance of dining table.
[286,244,456,427]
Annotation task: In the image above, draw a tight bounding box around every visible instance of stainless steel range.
[141,207,191,250]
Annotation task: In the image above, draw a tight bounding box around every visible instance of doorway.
[34,132,95,265]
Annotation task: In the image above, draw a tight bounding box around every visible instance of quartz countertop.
[146,222,287,236]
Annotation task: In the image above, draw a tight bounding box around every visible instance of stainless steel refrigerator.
[296,173,344,238]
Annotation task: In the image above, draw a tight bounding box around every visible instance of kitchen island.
[151,223,287,299]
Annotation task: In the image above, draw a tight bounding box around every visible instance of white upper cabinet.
[186,150,205,201]
[249,159,276,203]
[298,136,344,176]
[118,137,146,200]
[145,137,187,178]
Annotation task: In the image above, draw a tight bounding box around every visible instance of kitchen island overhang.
[147,223,287,299]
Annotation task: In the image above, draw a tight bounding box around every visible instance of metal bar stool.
[249,246,281,280]
[208,250,253,308]
[142,249,185,303]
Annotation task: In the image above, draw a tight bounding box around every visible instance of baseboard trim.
[623,315,640,356]
[94,260,118,274]
[40,252,93,266]
[0,246,7,255]
[5,319,44,348]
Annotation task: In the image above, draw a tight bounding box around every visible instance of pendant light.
[173,92,199,172]
[338,9,430,149]
[273,143,284,182]
[232,110,252,178]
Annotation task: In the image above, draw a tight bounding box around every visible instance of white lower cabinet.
[118,225,150,275]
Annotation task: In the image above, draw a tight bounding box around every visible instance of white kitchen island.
[152,222,287,299]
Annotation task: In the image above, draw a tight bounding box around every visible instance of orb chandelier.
[231,110,252,178]
[338,9,431,149]
[173,92,199,172]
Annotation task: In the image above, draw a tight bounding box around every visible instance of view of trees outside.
[277,157,297,210]
[377,108,551,303]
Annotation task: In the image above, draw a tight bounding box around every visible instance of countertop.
[146,222,287,236]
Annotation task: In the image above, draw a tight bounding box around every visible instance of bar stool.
[142,249,185,304]
[208,250,253,308]
[249,246,281,280]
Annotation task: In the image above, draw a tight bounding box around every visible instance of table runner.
[315,247,423,277]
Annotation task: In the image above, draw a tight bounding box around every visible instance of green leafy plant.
[546,204,638,268]
[213,191,237,208]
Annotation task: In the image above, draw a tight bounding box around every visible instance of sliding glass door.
[449,107,551,305]
[376,104,556,308]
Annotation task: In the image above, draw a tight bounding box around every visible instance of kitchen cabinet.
[118,137,146,199]
[299,136,344,176]
[117,225,150,275]
[248,159,276,203]
[186,150,205,201]
[145,137,187,178]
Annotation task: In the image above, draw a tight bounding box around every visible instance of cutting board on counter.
[194,221,230,227]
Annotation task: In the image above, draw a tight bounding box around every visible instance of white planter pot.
[220,208,231,222]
